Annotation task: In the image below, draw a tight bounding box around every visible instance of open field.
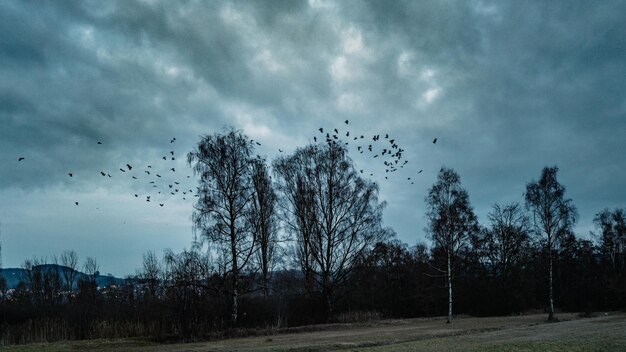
[5,312,626,352]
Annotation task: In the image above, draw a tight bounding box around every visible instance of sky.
[1,0,625,276]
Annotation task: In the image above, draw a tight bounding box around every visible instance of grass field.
[5,312,626,352]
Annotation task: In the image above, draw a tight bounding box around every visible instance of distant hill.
[0,264,124,290]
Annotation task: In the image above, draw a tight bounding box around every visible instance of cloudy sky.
[1,0,624,276]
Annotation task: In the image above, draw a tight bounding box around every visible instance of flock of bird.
[311,120,436,185]
[15,121,437,208]
[17,137,197,208]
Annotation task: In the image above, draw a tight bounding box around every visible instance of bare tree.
[594,208,626,274]
[274,142,388,318]
[83,257,99,284]
[60,250,79,299]
[140,250,162,299]
[249,158,279,296]
[480,203,531,280]
[525,166,577,321]
[425,167,478,323]
[187,127,256,325]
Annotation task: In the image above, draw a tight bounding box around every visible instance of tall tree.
[249,158,279,296]
[187,128,255,325]
[274,142,388,318]
[525,166,577,321]
[425,167,478,323]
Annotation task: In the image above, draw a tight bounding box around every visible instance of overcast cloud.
[1,0,625,275]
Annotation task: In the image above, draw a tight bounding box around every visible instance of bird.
[170,151,174,155]
[159,204,164,207]
[132,176,137,179]
[334,128,338,134]
[120,168,126,172]
[156,174,161,177]
[174,182,180,185]
[162,156,166,160]
[126,164,132,170]
[433,138,437,144]
[75,202,79,206]
[256,142,261,146]
[279,149,283,153]
[169,185,173,188]
[170,168,175,172]
[345,120,349,124]
[100,172,106,176]
[171,157,175,161]
[147,165,152,168]
[346,132,349,137]
[18,157,25,161]
[134,194,138,197]
[145,171,150,174]
[107,174,111,177]
[68,173,73,177]
[418,170,423,174]
[97,141,102,145]
[314,136,317,142]
[319,128,323,133]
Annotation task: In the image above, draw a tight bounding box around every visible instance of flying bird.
[256,142,261,146]
[134,194,138,197]
[132,176,137,179]
[68,173,73,177]
[159,204,164,207]
[100,172,106,176]
[75,202,78,206]
[156,174,161,177]
[345,120,349,124]
[418,170,423,174]
[162,156,167,160]
[145,171,150,174]
[120,168,126,172]
[97,141,102,145]
[126,164,132,170]
[334,128,338,134]
[18,157,25,161]
[170,168,175,172]
[170,151,174,155]
[319,128,323,133]
[433,138,437,144]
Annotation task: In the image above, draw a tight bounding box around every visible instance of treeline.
[0,128,624,345]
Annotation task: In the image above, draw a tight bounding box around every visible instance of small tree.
[60,249,79,300]
[594,208,626,274]
[425,167,478,323]
[187,127,256,325]
[525,166,577,321]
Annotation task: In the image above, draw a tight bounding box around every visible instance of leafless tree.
[594,208,626,274]
[480,203,531,280]
[425,167,478,323]
[525,166,577,321]
[83,257,99,284]
[60,249,79,299]
[274,142,388,317]
[249,158,279,296]
[187,127,256,325]
[140,250,162,299]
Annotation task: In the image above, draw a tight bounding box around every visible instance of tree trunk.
[548,249,554,321]
[231,228,239,326]
[447,250,453,324]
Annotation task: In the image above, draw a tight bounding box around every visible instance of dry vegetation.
[5,312,626,352]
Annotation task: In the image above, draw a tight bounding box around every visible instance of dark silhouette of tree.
[594,208,626,274]
[473,203,531,313]
[249,158,279,297]
[525,166,577,321]
[274,142,388,319]
[187,127,256,325]
[425,167,478,323]
[140,250,162,299]
[60,249,79,301]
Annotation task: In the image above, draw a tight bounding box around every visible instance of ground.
[5,313,626,351]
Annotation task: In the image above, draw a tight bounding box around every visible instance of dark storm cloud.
[1,0,624,273]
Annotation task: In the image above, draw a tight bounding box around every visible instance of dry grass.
[5,312,626,352]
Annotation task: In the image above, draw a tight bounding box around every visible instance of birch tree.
[425,167,478,323]
[525,166,577,321]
